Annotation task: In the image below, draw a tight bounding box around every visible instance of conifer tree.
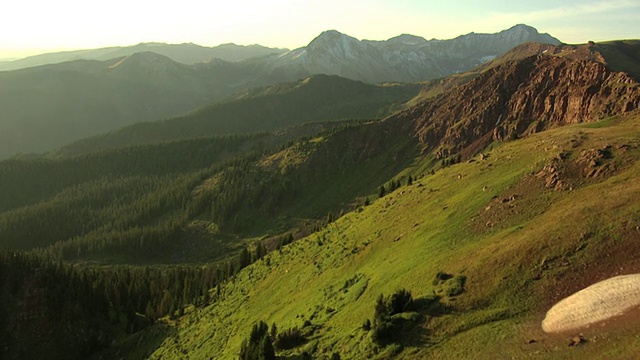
[326,212,334,224]
[378,185,386,198]
[237,247,252,272]
[240,321,275,360]
[254,241,267,261]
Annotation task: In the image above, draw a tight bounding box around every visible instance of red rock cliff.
[400,54,640,158]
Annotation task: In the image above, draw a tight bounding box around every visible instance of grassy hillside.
[138,111,640,359]
[59,75,420,156]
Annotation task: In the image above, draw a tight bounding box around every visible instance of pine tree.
[237,247,252,272]
[326,212,334,224]
[240,321,275,360]
[254,241,266,261]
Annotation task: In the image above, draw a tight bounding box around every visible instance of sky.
[1,0,639,60]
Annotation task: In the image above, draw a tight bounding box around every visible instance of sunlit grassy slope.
[145,112,640,359]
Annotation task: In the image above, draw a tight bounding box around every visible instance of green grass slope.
[143,111,640,359]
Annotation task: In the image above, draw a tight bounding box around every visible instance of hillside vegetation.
[0,117,418,265]
[143,111,640,359]
[1,38,640,359]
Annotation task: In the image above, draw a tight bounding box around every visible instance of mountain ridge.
[57,74,420,156]
[0,25,568,159]
[268,24,561,84]
[400,53,640,159]
[0,42,288,71]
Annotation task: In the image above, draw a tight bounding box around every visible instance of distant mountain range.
[0,24,561,159]
[266,24,560,84]
[0,42,288,71]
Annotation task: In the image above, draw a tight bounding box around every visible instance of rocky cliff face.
[400,54,640,158]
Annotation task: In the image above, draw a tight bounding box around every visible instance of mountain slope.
[0,42,287,71]
[144,111,640,359]
[0,52,267,159]
[0,116,418,264]
[58,75,420,155]
[400,52,640,159]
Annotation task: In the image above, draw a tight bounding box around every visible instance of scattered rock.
[536,160,569,190]
[576,146,615,178]
[568,335,586,347]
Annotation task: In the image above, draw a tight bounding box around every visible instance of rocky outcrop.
[402,54,640,158]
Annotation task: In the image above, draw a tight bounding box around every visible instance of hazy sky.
[2,0,639,59]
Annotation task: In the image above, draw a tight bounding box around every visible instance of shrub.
[446,275,467,297]
[274,327,306,350]
[371,289,414,345]
[388,289,413,314]
[372,319,394,344]
[433,271,453,285]
[362,318,371,331]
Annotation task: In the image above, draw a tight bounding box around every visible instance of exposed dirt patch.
[535,218,640,312]
[470,174,553,234]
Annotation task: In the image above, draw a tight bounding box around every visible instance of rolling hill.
[58,74,421,156]
[0,52,269,159]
